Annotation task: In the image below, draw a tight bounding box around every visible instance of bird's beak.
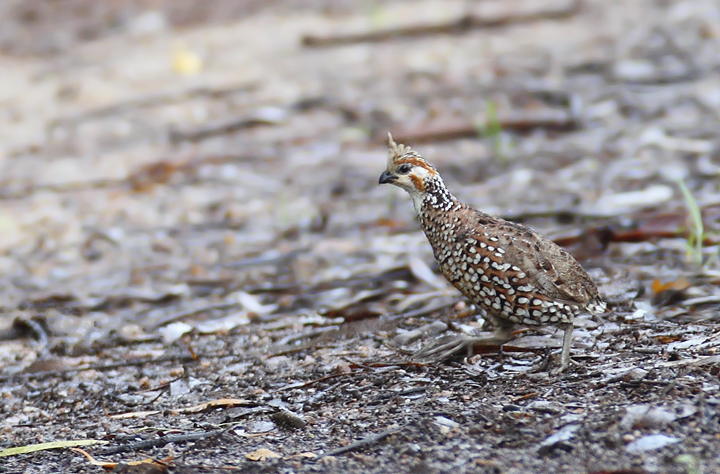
[378,171,397,185]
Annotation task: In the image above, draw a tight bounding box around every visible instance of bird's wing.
[465,210,601,308]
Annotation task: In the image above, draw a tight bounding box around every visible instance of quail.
[379,133,606,371]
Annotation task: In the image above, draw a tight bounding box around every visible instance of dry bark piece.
[537,424,581,455]
[246,448,282,461]
[271,409,307,429]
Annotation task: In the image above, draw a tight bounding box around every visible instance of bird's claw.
[413,332,508,362]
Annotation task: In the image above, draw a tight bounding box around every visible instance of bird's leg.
[484,315,515,344]
[558,323,574,372]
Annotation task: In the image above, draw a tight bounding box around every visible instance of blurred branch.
[303,0,580,47]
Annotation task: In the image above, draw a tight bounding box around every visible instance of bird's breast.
[432,236,578,326]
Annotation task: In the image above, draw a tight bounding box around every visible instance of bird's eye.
[397,164,413,174]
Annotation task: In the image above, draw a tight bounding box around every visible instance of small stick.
[99,428,227,455]
[322,425,402,457]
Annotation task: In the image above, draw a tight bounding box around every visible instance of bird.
[378,133,606,371]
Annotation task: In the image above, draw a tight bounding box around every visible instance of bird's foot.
[552,355,581,374]
[413,332,509,363]
[531,345,580,374]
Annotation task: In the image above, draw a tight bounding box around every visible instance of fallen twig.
[169,111,286,143]
[149,302,240,330]
[388,109,577,144]
[303,0,580,47]
[99,428,228,456]
[278,370,361,391]
[322,425,403,457]
[0,355,198,383]
[48,82,257,129]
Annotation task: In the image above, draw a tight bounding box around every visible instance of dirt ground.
[2,0,720,473]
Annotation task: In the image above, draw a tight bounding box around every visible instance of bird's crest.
[386,133,434,173]
[387,132,410,167]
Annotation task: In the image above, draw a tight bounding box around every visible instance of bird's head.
[378,133,439,203]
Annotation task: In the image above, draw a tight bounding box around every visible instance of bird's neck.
[413,178,461,234]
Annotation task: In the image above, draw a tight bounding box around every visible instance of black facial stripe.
[397,164,412,174]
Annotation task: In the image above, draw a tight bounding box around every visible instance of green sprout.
[366,1,388,27]
[677,178,706,268]
[476,101,511,167]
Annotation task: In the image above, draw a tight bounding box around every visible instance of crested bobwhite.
[379,133,606,370]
